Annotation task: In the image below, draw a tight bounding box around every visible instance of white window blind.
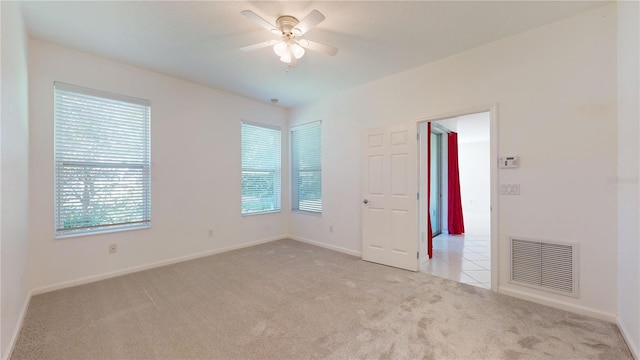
[54,82,151,237]
[291,121,322,213]
[241,121,281,214]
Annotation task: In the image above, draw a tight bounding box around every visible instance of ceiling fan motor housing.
[276,15,301,36]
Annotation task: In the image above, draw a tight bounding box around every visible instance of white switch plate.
[500,184,520,195]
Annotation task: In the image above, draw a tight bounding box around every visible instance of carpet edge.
[288,235,362,257]
[499,285,617,323]
[2,289,32,360]
[30,235,287,296]
[618,318,640,360]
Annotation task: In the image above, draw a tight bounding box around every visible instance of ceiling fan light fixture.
[240,9,337,66]
[273,41,287,57]
[279,53,292,64]
[291,43,305,59]
[274,41,304,64]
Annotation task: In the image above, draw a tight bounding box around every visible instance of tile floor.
[421,233,491,289]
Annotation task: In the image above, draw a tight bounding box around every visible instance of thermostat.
[499,156,520,169]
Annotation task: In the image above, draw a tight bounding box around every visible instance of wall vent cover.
[510,237,578,297]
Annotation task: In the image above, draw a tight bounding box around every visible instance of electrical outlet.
[109,244,117,254]
[329,226,334,233]
[208,230,213,237]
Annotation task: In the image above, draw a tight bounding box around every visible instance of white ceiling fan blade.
[298,39,338,56]
[292,10,325,35]
[240,40,279,52]
[241,10,280,34]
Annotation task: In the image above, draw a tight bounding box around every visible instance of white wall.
[0,2,31,358]
[290,5,618,319]
[458,141,490,234]
[616,0,640,356]
[457,114,490,236]
[28,40,289,292]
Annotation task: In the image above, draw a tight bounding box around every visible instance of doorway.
[418,110,494,289]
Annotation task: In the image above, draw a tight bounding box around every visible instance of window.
[241,121,281,214]
[291,121,322,213]
[54,82,151,237]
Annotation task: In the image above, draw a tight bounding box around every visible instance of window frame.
[241,120,282,216]
[53,82,151,238]
[290,120,322,214]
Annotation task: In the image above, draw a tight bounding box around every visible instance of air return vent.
[510,237,578,297]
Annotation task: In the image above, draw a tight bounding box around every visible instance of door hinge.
[417,192,420,200]
[416,133,420,141]
[417,252,419,259]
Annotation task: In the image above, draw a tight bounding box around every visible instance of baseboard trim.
[288,235,362,257]
[499,286,617,323]
[617,318,640,359]
[31,235,286,296]
[3,290,32,360]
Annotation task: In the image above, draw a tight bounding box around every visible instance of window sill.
[55,223,150,239]
[292,210,322,217]
[242,210,282,217]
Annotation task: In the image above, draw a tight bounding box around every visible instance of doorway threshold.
[420,233,491,289]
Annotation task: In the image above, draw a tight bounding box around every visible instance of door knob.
[363,199,369,204]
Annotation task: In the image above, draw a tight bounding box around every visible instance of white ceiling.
[20,1,608,108]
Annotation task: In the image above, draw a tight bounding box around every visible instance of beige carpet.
[11,239,632,359]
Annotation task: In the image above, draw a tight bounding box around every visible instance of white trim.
[290,119,323,129]
[291,210,322,217]
[31,235,286,295]
[54,81,150,106]
[489,105,499,292]
[617,318,640,360]
[499,285,617,323]
[241,119,282,131]
[241,210,282,217]
[3,291,32,360]
[288,235,362,257]
[54,222,150,239]
[413,104,497,124]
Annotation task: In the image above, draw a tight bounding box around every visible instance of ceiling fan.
[240,9,338,67]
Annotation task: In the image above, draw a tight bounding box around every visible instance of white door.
[362,122,418,271]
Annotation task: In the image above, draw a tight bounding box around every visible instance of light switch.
[500,184,521,195]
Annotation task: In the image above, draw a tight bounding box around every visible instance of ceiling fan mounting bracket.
[275,15,300,35]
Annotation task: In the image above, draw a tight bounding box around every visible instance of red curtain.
[447,132,465,234]
[427,123,433,258]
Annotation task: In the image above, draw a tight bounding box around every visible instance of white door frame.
[415,104,499,291]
